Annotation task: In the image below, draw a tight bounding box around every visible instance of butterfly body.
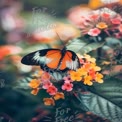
[21,47,80,72]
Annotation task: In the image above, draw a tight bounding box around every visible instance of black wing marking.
[66,50,80,70]
[21,49,59,66]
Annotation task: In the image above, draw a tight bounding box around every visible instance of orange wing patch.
[59,51,72,70]
[46,50,62,69]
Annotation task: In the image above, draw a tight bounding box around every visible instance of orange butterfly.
[21,47,80,73]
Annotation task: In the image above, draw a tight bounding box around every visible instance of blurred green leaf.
[67,39,105,54]
[20,44,50,55]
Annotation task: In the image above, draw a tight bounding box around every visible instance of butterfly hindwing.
[59,50,80,71]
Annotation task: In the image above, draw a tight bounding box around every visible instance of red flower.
[111,18,121,24]
[62,82,73,91]
[47,86,57,95]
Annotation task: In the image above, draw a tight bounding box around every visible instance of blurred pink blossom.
[88,28,101,36]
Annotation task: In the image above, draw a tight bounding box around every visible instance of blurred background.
[0,0,122,122]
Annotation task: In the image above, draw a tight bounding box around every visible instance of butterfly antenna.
[55,31,65,48]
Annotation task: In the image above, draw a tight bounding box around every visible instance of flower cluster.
[80,8,122,38]
[69,54,103,85]
[28,54,103,106]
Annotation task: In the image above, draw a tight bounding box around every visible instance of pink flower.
[90,14,99,20]
[63,76,73,83]
[62,82,73,91]
[47,86,57,95]
[42,80,52,89]
[119,24,122,32]
[102,13,110,18]
[111,18,121,24]
[88,28,101,36]
[79,58,85,64]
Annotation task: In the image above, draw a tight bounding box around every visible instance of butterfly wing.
[21,49,62,70]
[59,50,80,71]
[21,48,80,72]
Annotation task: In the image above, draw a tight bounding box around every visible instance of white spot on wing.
[66,58,79,70]
[33,52,52,64]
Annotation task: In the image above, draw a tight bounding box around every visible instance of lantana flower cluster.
[80,8,122,38]
[28,54,103,106]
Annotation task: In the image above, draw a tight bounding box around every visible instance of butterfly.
[21,47,80,73]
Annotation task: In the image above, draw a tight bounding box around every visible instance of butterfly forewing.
[21,49,60,66]
[45,50,62,69]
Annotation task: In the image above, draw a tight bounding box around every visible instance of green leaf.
[20,44,50,55]
[90,77,122,108]
[67,39,105,54]
[75,77,122,122]
[76,92,122,122]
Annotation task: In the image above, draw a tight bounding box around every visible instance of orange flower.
[88,0,103,9]
[29,79,41,88]
[43,98,55,106]
[31,88,39,95]
[96,22,108,29]
[95,73,103,83]
[54,92,65,100]
[84,63,91,70]
[84,76,93,86]
[89,69,96,79]
[70,71,82,81]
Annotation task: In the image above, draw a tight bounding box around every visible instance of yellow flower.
[95,73,103,83]
[29,79,41,89]
[31,88,39,95]
[90,63,101,71]
[84,54,96,63]
[96,22,108,29]
[54,92,65,100]
[43,98,55,106]
[84,76,93,86]
[77,67,87,76]
[70,71,82,81]
[94,66,101,71]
